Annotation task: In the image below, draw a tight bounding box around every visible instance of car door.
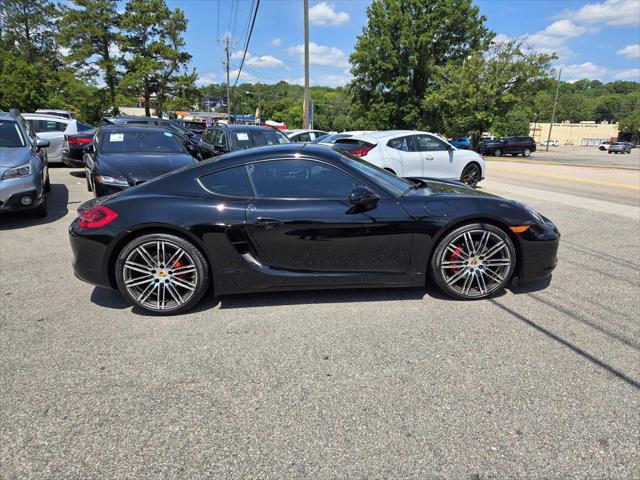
[386,135,422,176]
[244,159,413,273]
[413,134,454,179]
[28,118,67,162]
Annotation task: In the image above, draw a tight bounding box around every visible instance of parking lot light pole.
[546,68,562,152]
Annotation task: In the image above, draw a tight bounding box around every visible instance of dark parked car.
[477,136,536,157]
[180,120,207,141]
[70,143,560,315]
[100,115,194,138]
[83,125,196,197]
[200,124,290,155]
[0,109,50,217]
[62,129,95,167]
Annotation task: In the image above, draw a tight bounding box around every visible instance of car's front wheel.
[115,233,210,315]
[493,148,502,157]
[460,163,481,187]
[430,223,516,300]
[522,148,531,157]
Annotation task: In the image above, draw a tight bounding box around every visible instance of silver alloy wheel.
[439,229,512,298]
[122,240,198,311]
[523,148,531,157]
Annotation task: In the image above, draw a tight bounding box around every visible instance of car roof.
[22,113,73,122]
[340,130,430,142]
[287,129,325,135]
[216,124,281,132]
[99,124,173,133]
[200,143,339,168]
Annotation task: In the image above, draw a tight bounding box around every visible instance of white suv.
[333,130,485,186]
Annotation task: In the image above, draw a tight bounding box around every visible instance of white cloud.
[246,55,284,68]
[270,38,283,47]
[614,68,640,80]
[231,51,284,68]
[288,42,349,67]
[491,33,512,45]
[196,72,217,86]
[229,69,258,84]
[562,62,608,81]
[559,0,640,26]
[523,20,590,59]
[309,2,350,26]
[616,44,640,59]
[314,71,352,87]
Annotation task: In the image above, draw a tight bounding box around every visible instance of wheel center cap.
[158,271,167,278]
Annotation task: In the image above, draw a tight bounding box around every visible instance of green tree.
[619,111,640,142]
[0,0,59,63]
[120,0,192,116]
[423,40,553,138]
[349,0,493,130]
[58,0,122,114]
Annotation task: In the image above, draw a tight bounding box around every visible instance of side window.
[413,134,448,152]
[247,159,365,199]
[199,166,253,197]
[387,136,411,152]
[214,129,226,147]
[296,132,311,142]
[23,121,37,145]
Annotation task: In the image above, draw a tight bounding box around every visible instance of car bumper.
[0,175,44,213]
[69,219,115,288]
[515,220,560,283]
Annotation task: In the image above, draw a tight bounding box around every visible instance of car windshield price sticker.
[109,133,124,142]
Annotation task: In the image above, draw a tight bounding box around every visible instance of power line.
[233,0,260,88]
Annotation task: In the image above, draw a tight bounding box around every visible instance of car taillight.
[351,144,376,157]
[68,136,92,146]
[78,205,118,228]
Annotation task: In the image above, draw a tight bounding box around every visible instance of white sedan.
[333,130,486,186]
[23,113,92,164]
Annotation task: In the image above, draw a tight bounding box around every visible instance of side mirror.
[36,138,50,149]
[349,186,379,210]
[447,144,454,151]
[84,144,95,154]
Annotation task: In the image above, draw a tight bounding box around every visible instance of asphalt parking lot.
[1,149,639,478]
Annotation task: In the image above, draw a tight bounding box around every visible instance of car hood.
[0,147,32,169]
[97,153,195,184]
[403,178,499,198]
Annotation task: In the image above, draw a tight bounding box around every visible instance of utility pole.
[546,68,562,152]
[224,34,232,124]
[302,0,310,129]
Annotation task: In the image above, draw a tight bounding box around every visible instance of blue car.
[449,137,471,149]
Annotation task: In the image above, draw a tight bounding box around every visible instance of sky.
[165,0,640,87]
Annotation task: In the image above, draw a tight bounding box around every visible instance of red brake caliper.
[173,260,185,279]
[449,246,463,273]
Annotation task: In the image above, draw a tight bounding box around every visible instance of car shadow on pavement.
[69,170,85,178]
[490,299,640,391]
[90,287,130,309]
[0,184,69,231]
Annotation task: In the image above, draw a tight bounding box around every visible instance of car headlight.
[95,175,129,186]
[2,163,32,180]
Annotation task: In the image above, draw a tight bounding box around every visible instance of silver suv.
[0,109,50,217]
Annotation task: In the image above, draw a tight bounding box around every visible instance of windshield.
[335,149,413,197]
[0,121,26,148]
[100,130,185,154]
[230,129,291,149]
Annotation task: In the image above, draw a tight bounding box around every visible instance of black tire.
[86,175,92,192]
[44,172,51,192]
[429,223,516,300]
[522,148,531,157]
[608,151,611,154]
[29,194,47,218]
[493,148,502,157]
[115,233,210,315]
[460,163,481,187]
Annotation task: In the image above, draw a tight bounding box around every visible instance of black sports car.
[84,125,196,196]
[70,144,559,315]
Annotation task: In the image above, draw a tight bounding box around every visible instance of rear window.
[333,138,375,153]
[28,119,67,133]
[230,129,290,149]
[0,121,26,147]
[100,130,185,154]
[199,166,253,197]
[77,122,93,132]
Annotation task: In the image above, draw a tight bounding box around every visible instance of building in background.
[530,121,618,146]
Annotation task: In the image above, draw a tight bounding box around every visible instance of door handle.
[255,217,282,229]
[424,156,434,160]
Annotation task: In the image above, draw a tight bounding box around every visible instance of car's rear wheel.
[430,223,516,300]
[115,233,210,315]
[86,175,92,192]
[460,163,481,187]
[522,148,531,157]
[493,148,502,157]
